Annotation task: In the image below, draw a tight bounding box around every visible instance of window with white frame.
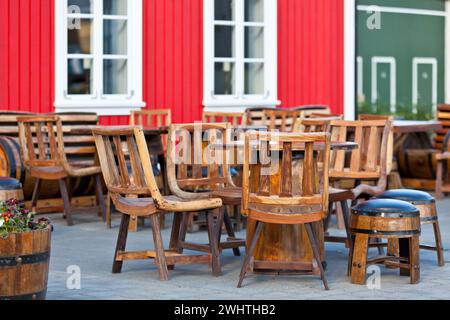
[55,0,144,115]
[203,0,279,111]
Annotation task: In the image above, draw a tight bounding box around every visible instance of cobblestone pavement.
[45,198,450,300]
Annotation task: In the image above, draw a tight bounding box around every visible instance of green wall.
[356,0,446,119]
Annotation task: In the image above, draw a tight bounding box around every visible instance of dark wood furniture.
[239,131,331,289]
[92,127,224,280]
[166,123,245,257]
[349,199,421,285]
[17,116,105,225]
[376,189,445,266]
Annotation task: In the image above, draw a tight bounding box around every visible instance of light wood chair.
[166,123,245,256]
[92,127,224,280]
[262,108,302,132]
[326,119,393,251]
[202,111,244,126]
[129,109,172,128]
[292,117,343,133]
[291,105,332,118]
[17,116,105,226]
[242,107,275,127]
[238,131,331,289]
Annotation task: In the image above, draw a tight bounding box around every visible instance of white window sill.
[54,101,146,116]
[203,99,281,113]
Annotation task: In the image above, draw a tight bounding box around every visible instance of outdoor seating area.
[1,105,449,301]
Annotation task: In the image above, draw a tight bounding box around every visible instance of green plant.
[0,199,50,238]
[357,101,435,121]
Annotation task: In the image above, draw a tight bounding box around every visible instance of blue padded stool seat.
[0,177,24,201]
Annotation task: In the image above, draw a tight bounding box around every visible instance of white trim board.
[412,57,438,114]
[357,5,446,17]
[371,56,397,113]
[344,0,356,120]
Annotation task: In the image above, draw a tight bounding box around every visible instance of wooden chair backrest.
[358,114,394,121]
[293,117,343,133]
[241,131,330,223]
[292,105,331,119]
[166,123,234,197]
[242,107,274,126]
[17,116,63,168]
[309,113,343,119]
[129,109,172,128]
[434,104,450,150]
[92,127,163,204]
[261,109,302,132]
[202,111,244,126]
[0,111,37,136]
[329,120,393,182]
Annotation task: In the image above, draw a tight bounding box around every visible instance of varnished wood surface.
[393,120,442,134]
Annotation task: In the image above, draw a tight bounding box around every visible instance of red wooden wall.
[0,0,55,114]
[278,0,344,114]
[0,0,344,123]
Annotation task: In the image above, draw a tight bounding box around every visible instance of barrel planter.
[0,226,51,300]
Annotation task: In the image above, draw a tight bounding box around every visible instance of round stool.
[0,177,24,201]
[376,189,445,267]
[350,199,421,285]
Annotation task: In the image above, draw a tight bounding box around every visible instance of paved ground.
[44,197,450,300]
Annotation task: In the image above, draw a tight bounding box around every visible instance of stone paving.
[45,197,450,300]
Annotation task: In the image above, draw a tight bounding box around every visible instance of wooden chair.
[238,131,331,289]
[242,107,274,126]
[129,109,172,128]
[92,127,224,280]
[262,108,302,132]
[433,104,450,150]
[291,105,331,118]
[17,116,105,226]
[292,117,343,133]
[166,123,245,257]
[202,111,244,126]
[326,120,393,249]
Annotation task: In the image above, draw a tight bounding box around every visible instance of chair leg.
[58,179,73,226]
[150,214,169,281]
[237,221,263,288]
[435,161,444,200]
[168,212,183,270]
[106,192,112,229]
[340,200,352,249]
[112,214,130,273]
[95,174,106,221]
[31,178,41,210]
[350,234,369,285]
[305,223,330,290]
[177,212,190,254]
[223,206,241,256]
[323,202,333,233]
[207,209,222,276]
[432,221,445,267]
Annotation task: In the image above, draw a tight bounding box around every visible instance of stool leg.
[409,235,420,284]
[350,234,369,285]
[237,221,263,288]
[305,223,329,290]
[432,220,445,267]
[399,237,411,277]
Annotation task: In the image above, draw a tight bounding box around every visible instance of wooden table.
[238,141,358,275]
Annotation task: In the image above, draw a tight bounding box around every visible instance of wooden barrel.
[0,226,51,300]
[350,199,421,239]
[396,132,439,179]
[0,136,96,200]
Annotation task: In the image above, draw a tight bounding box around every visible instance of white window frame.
[412,57,438,114]
[203,0,279,112]
[54,0,145,116]
[371,56,397,113]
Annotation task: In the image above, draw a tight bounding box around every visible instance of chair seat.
[376,189,435,205]
[211,188,242,205]
[329,187,355,202]
[30,166,68,180]
[248,203,323,224]
[115,195,222,216]
[0,177,22,190]
[352,199,419,217]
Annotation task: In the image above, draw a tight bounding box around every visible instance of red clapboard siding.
[277,0,344,114]
[0,0,54,114]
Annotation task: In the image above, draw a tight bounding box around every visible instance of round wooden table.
[245,141,359,275]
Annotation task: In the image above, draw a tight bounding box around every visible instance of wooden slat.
[280,142,292,197]
[302,142,314,196]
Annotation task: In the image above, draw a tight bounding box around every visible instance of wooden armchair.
[262,108,302,132]
[92,127,224,280]
[326,119,393,247]
[242,107,274,126]
[292,116,343,133]
[202,111,244,126]
[238,131,331,289]
[17,116,105,226]
[166,123,245,256]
